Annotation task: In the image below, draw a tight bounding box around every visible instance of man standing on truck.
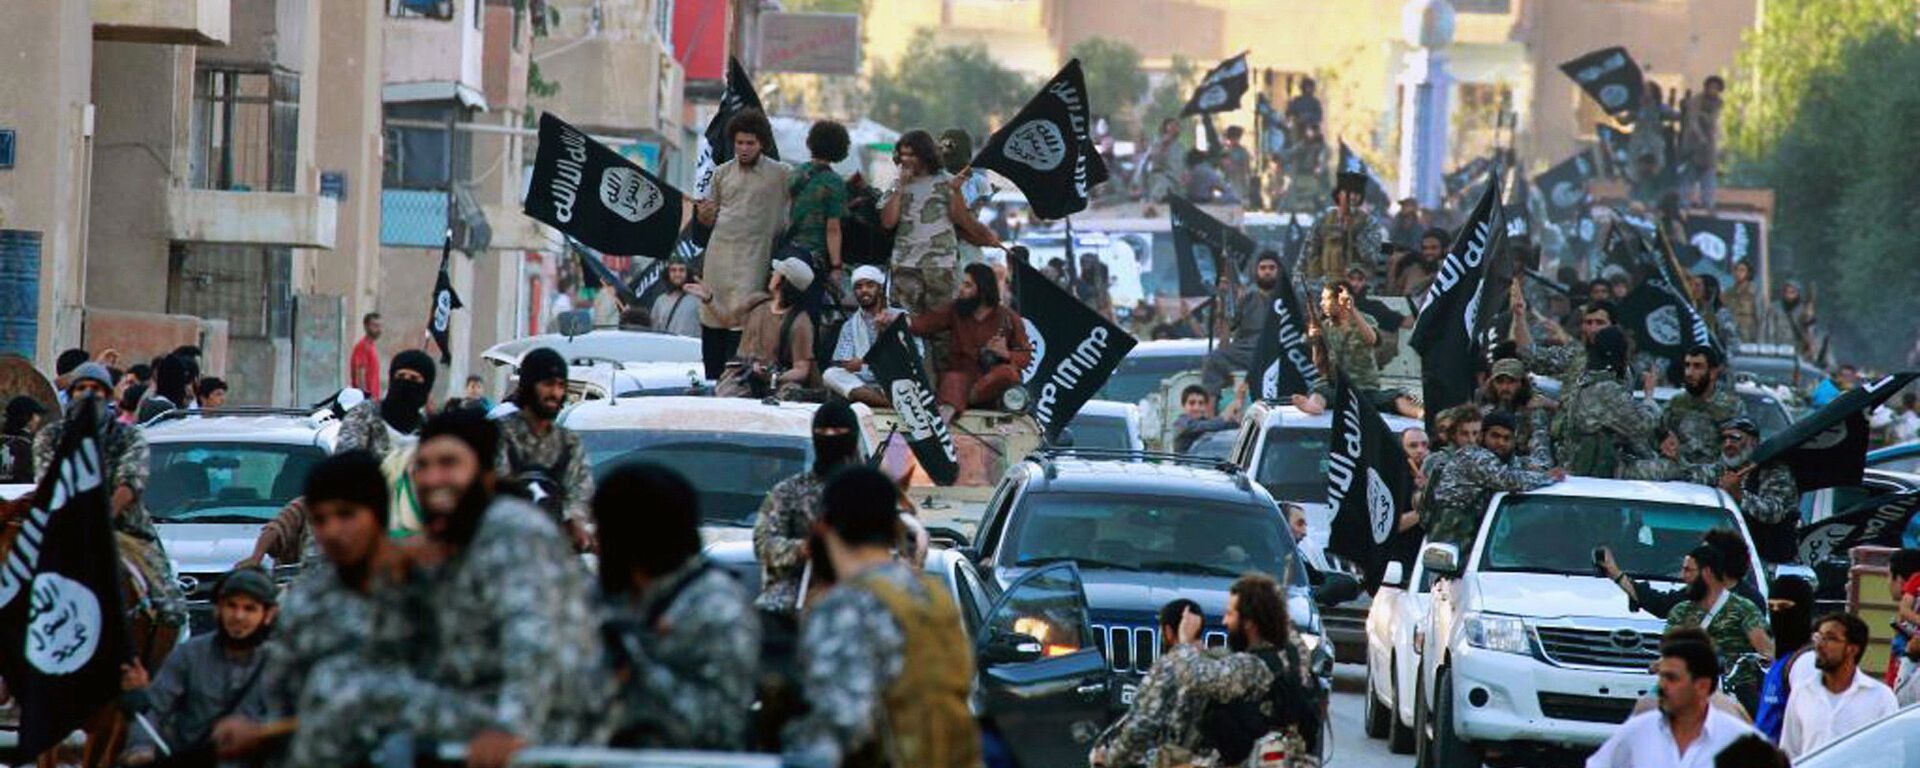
[1550,326,1658,477]
[1301,172,1385,287]
[1662,345,1746,466]
[1201,250,1286,398]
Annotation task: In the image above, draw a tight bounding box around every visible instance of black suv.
[967,449,1359,719]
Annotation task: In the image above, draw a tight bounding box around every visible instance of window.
[1482,495,1737,579]
[168,243,292,339]
[192,69,299,193]
[383,102,473,190]
[1005,492,1306,587]
[982,563,1094,657]
[148,443,326,522]
[579,430,810,527]
[389,0,455,20]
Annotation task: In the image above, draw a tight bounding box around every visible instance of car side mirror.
[979,630,1045,665]
[1422,543,1462,579]
[1382,561,1406,588]
[1314,571,1362,607]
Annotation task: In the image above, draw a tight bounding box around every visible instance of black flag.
[1560,46,1644,121]
[1248,257,1322,401]
[1751,372,1920,491]
[1595,123,1633,177]
[1444,156,1493,200]
[1169,196,1257,296]
[1681,212,1759,271]
[1504,173,1533,242]
[1013,256,1137,441]
[1619,273,1711,366]
[429,236,463,364]
[1181,52,1251,117]
[1798,491,1920,567]
[867,316,960,486]
[972,59,1109,220]
[571,240,641,306]
[1533,150,1597,223]
[1338,141,1392,211]
[676,59,778,255]
[1409,172,1504,423]
[0,404,131,757]
[1324,375,1417,588]
[524,112,684,258]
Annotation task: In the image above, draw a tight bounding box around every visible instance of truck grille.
[1091,623,1228,673]
[1537,692,1638,724]
[1536,625,1658,670]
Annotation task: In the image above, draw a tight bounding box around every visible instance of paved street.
[1328,663,1413,768]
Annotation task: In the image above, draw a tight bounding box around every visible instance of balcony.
[531,34,681,138]
[385,8,486,106]
[169,189,337,249]
[93,0,230,46]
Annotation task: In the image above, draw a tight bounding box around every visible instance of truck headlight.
[1462,613,1530,655]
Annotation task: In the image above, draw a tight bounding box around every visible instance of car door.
[975,562,1111,768]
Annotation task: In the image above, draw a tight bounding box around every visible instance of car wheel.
[1388,652,1416,754]
[1432,670,1480,768]
[1414,668,1434,768]
[1365,661,1390,739]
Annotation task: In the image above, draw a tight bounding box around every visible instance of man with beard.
[754,400,864,617]
[1090,600,1211,767]
[1388,227,1448,297]
[119,566,279,766]
[1714,417,1799,565]
[647,258,703,338]
[1665,541,1773,710]
[907,262,1032,421]
[694,108,791,379]
[220,451,422,768]
[782,467,980,768]
[715,256,817,399]
[495,347,594,552]
[35,362,186,628]
[1585,630,1757,768]
[1201,250,1286,396]
[1599,528,1764,621]
[390,410,608,766]
[1478,358,1553,466]
[1661,345,1745,465]
[1301,172,1386,286]
[596,462,759,749]
[1513,295,1621,382]
[1426,410,1565,552]
[824,265,912,407]
[882,129,1001,317]
[1759,280,1817,358]
[1550,326,1658,477]
[1781,613,1898,758]
[337,349,436,458]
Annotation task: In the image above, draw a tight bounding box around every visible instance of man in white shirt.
[1587,629,1758,768]
[1781,613,1899,758]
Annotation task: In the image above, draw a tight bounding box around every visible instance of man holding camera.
[908,262,1030,421]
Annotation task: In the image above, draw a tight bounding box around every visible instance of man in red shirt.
[350,312,383,399]
[908,263,1032,421]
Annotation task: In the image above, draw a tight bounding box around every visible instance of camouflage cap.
[1490,358,1527,381]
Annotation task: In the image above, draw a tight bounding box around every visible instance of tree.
[1144,55,1200,131]
[1068,37,1150,139]
[868,29,1032,140]
[1723,0,1920,367]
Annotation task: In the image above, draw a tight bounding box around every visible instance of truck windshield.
[148,443,325,522]
[1481,495,1740,581]
[1097,354,1204,403]
[1007,493,1309,587]
[580,430,808,527]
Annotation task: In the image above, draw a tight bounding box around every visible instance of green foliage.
[867,29,1032,139]
[1144,55,1200,133]
[527,61,560,99]
[1723,0,1920,365]
[1067,37,1150,138]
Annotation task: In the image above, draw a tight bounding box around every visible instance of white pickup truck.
[1408,477,1768,768]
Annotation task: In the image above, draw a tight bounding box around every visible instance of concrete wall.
[0,0,95,368]
[306,0,385,392]
[80,307,225,376]
[85,40,191,316]
[384,0,487,93]
[375,245,474,400]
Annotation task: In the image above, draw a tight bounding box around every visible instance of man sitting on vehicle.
[1291,281,1423,419]
[496,348,596,552]
[647,257,704,339]
[1172,385,1241,453]
[908,262,1032,421]
[824,265,913,408]
[716,257,817,399]
[1202,250,1284,396]
[1713,417,1799,565]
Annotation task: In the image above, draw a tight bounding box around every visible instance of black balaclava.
[382,350,438,434]
[5,396,45,436]
[812,399,861,476]
[1586,326,1629,378]
[517,348,569,420]
[154,354,192,405]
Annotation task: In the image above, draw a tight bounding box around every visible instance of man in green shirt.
[1665,540,1773,711]
[787,120,851,287]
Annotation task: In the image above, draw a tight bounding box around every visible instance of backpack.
[1200,643,1324,766]
[844,572,982,768]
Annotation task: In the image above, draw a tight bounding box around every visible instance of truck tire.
[1388,652,1416,754]
[1365,662,1390,739]
[1432,670,1480,768]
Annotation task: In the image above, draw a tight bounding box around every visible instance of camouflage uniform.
[753,471,826,614]
[1550,370,1657,478]
[1416,447,1455,518]
[1096,640,1307,768]
[1523,341,1585,380]
[1425,445,1556,551]
[1661,386,1746,466]
[1321,314,1382,390]
[381,497,610,746]
[601,557,761,749]
[33,416,186,627]
[1616,455,1713,483]
[494,411,594,527]
[1300,207,1385,286]
[782,561,973,768]
[1666,591,1768,694]
[336,399,408,457]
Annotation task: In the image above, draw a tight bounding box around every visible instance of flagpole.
[1063,215,1078,287]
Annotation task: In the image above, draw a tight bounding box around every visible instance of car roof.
[1074,400,1135,419]
[143,410,338,447]
[1509,476,1731,509]
[559,395,874,438]
[1251,402,1424,433]
[1870,440,1920,460]
[1126,339,1214,357]
[1018,452,1268,506]
[482,330,702,368]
